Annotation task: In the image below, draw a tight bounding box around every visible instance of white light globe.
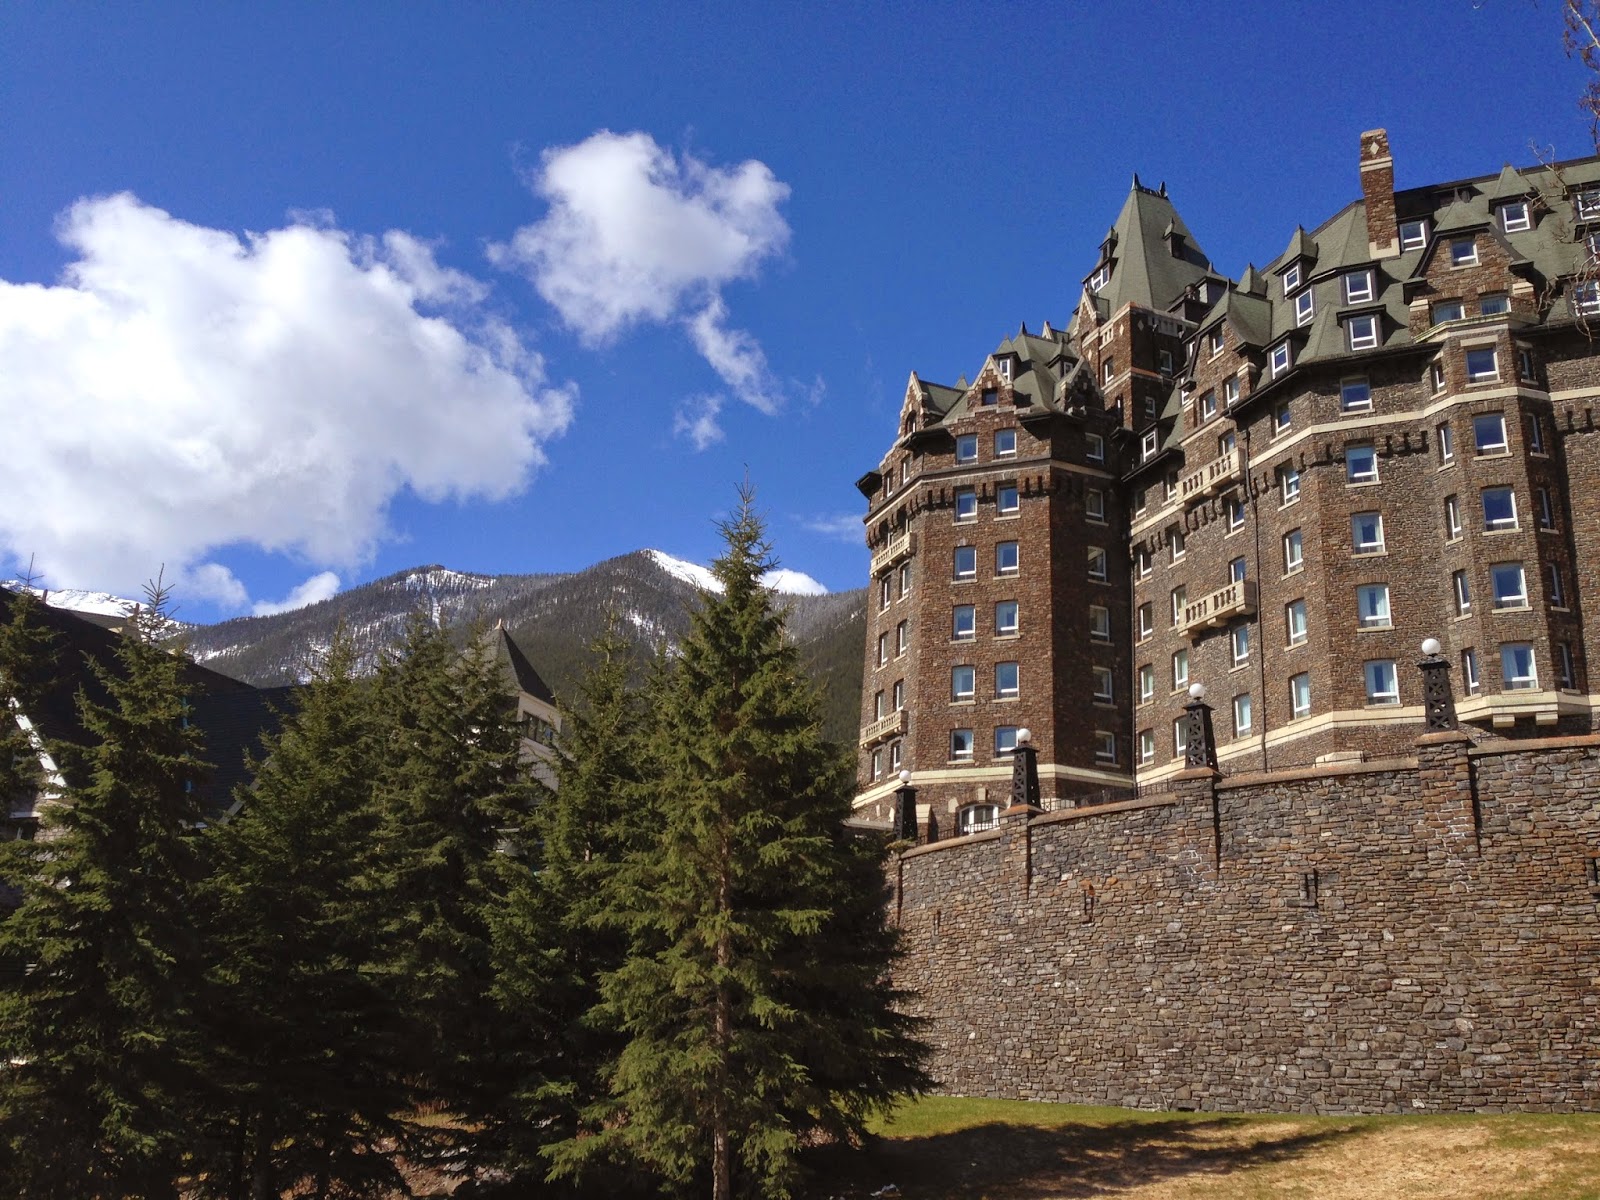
[898,769,912,784]
[1421,637,1442,656]
[1188,682,1206,700]
[1016,728,1032,746]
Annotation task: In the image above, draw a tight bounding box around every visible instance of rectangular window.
[1550,562,1567,608]
[1399,219,1429,250]
[1103,357,1115,383]
[1345,315,1379,351]
[981,388,997,407]
[1232,693,1253,735]
[953,545,976,579]
[1171,586,1186,627]
[1526,414,1546,455]
[1432,299,1465,324]
[1170,528,1186,561]
[996,600,1019,636]
[1473,413,1507,453]
[1085,488,1106,522]
[952,604,975,640]
[1346,444,1378,483]
[1224,376,1240,408]
[1280,464,1301,504]
[951,666,975,700]
[898,561,911,597]
[1437,421,1454,464]
[1231,623,1250,665]
[1500,200,1531,232]
[1172,648,1189,690]
[1218,429,1236,456]
[1138,729,1156,764]
[1430,360,1447,394]
[1352,511,1385,554]
[1094,731,1117,763]
[1286,599,1307,646]
[1294,289,1315,326]
[1482,486,1517,531]
[1139,664,1156,703]
[890,740,902,772]
[955,488,977,522]
[1137,603,1153,640]
[1450,238,1479,267]
[995,662,1019,698]
[1491,562,1528,609]
[1462,648,1480,694]
[1536,487,1556,530]
[1519,348,1538,382]
[874,690,886,720]
[1173,717,1189,758]
[1290,672,1311,719]
[1558,642,1577,689]
[1357,583,1392,629]
[1501,642,1538,690]
[1093,666,1114,703]
[1453,569,1472,616]
[996,484,1019,515]
[1159,349,1174,375]
[1283,529,1304,573]
[1230,556,1248,583]
[1466,349,1499,384]
[994,726,1018,757]
[877,633,888,666]
[1344,270,1375,304]
[1270,341,1292,377]
[950,729,974,761]
[994,428,1017,457]
[1089,263,1111,292]
[896,620,909,655]
[1226,497,1245,531]
[1480,293,1511,315]
[1164,471,1179,501]
[1283,262,1302,293]
[1364,660,1400,705]
[1085,432,1105,463]
[1445,494,1463,540]
[893,679,904,710]
[1133,487,1148,516]
[870,748,884,779]
[1087,547,1108,582]
[1088,605,1110,642]
[955,434,978,463]
[879,576,892,609]
[1340,377,1372,412]
[1141,429,1159,461]
[1135,547,1152,579]
[996,541,1019,575]
[1574,281,1600,315]
[1273,403,1292,435]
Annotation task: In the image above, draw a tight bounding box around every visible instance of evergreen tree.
[191,630,409,1200]
[492,617,658,1191]
[370,612,539,1158]
[0,585,57,834]
[561,488,930,1200]
[0,586,208,1200]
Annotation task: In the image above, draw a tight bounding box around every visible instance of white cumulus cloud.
[761,568,827,596]
[490,130,790,423]
[0,193,575,605]
[253,570,342,617]
[672,395,725,451]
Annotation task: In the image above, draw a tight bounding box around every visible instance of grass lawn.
[799,1096,1600,1200]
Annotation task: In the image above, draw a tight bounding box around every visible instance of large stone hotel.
[853,129,1600,835]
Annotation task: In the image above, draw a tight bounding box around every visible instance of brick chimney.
[1360,128,1399,259]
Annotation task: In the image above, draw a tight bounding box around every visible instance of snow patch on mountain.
[403,567,493,592]
[4,582,138,617]
[644,550,827,596]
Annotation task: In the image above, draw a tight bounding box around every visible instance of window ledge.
[1491,604,1532,614]
[1352,549,1388,558]
[1347,479,1382,488]
[1283,566,1304,578]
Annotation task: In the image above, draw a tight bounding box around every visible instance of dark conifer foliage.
[553,489,929,1200]
[0,586,57,830]
[190,630,409,1200]
[0,586,208,1200]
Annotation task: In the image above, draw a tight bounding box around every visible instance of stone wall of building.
[890,727,1600,1113]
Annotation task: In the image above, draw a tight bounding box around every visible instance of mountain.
[175,552,868,746]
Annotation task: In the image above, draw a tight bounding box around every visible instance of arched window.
[956,804,999,836]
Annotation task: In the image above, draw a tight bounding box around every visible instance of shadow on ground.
[798,1115,1366,1199]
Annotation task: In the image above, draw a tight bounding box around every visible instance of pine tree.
[0,586,208,1200]
[370,612,539,1157]
[0,585,57,835]
[190,630,409,1200]
[494,617,658,1191]
[568,487,930,1200]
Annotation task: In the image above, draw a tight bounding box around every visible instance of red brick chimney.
[1360,128,1398,259]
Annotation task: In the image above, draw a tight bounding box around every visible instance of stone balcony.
[870,530,917,576]
[859,708,908,749]
[1181,579,1258,634]
[1178,448,1243,505]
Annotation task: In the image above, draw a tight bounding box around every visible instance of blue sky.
[1,2,1593,620]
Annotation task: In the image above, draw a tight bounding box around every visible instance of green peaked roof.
[1091,183,1219,315]
[1485,164,1533,204]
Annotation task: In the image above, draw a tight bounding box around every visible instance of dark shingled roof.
[483,620,555,705]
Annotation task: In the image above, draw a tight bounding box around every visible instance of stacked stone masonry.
[890,731,1600,1113]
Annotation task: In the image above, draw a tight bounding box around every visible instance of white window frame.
[1089,604,1110,642]
[996,485,1020,516]
[1139,664,1156,703]
[1171,587,1186,627]
[1280,465,1301,505]
[1087,547,1108,582]
[1283,529,1304,573]
[1345,314,1379,351]
[955,488,978,523]
[1207,327,1224,358]
[1286,599,1308,646]
[1536,487,1556,530]
[1465,348,1499,384]
[953,545,976,580]
[995,661,1020,699]
[1085,488,1106,522]
[1290,673,1311,719]
[1526,415,1546,455]
[1482,487,1518,532]
[1085,432,1105,463]
[1172,648,1189,690]
[955,433,978,463]
[1500,200,1531,233]
[1550,562,1567,608]
[1558,643,1577,689]
[996,600,1019,637]
[994,428,1017,457]
[1138,729,1156,764]
[1137,603,1154,641]
[1231,624,1250,666]
[1432,299,1465,324]
[1576,189,1600,219]
[1224,376,1240,408]
[1282,262,1302,294]
[1501,643,1538,691]
[951,665,975,700]
[995,541,1019,576]
[1346,445,1378,484]
[1200,389,1218,420]
[1294,289,1315,326]
[896,620,909,656]
[1450,238,1479,267]
[1270,341,1292,377]
[950,729,974,762]
[1273,403,1292,436]
[1352,511,1385,554]
[1340,377,1372,412]
[1344,270,1375,304]
[994,727,1018,757]
[1092,666,1115,703]
[1173,718,1189,758]
[1135,547,1152,579]
[1473,413,1507,453]
[1453,569,1472,616]
[1437,421,1455,464]
[1430,360,1447,394]
[1574,280,1600,316]
[1445,494,1463,540]
[1170,528,1186,561]
[1357,583,1392,629]
[1226,497,1245,531]
[1490,562,1528,610]
[1141,429,1159,460]
[1480,293,1511,316]
[1364,660,1399,706]
[1094,731,1117,763]
[952,604,976,641]
[1462,648,1480,694]
[1089,263,1111,292]
[1399,219,1429,250]
[1232,693,1253,735]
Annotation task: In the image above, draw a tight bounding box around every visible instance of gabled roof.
[1278,226,1319,269]
[1090,182,1222,316]
[1484,164,1533,204]
[483,620,555,705]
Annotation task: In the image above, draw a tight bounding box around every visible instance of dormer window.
[1294,289,1315,327]
[1576,189,1600,219]
[1480,293,1510,316]
[996,358,1012,381]
[1206,327,1224,357]
[1344,270,1375,304]
[1282,262,1302,294]
[1450,238,1479,268]
[1499,200,1531,233]
[1269,341,1292,377]
[1345,314,1380,351]
[1432,299,1464,324]
[1575,280,1600,316]
[1399,219,1429,250]
[1089,263,1112,292]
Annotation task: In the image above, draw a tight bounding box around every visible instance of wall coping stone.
[1216,757,1418,790]
[1032,793,1188,827]
[901,827,1002,860]
[1467,733,1600,758]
